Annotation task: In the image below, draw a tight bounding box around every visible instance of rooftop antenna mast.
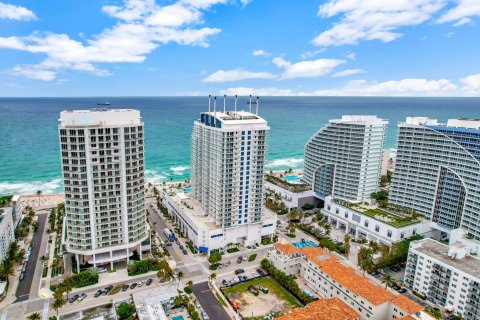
[234,95,238,113]
[223,94,226,113]
[249,95,252,113]
[214,96,217,126]
[256,96,259,115]
[208,95,211,113]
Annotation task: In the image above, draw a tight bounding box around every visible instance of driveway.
[192,282,230,320]
[15,213,47,302]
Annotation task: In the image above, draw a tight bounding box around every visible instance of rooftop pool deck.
[292,240,318,248]
[172,316,185,320]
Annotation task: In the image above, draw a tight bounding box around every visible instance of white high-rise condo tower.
[59,109,149,271]
[390,117,480,241]
[303,115,388,202]
[163,96,276,253]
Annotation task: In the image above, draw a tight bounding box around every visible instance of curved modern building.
[303,115,388,202]
[390,117,480,240]
[59,109,148,270]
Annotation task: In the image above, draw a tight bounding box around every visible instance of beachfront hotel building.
[163,99,276,252]
[390,117,480,241]
[0,207,15,262]
[59,109,149,270]
[268,243,428,320]
[303,115,388,202]
[404,238,480,319]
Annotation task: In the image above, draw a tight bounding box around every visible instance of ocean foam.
[170,166,190,175]
[145,169,167,184]
[0,178,63,195]
[267,158,304,168]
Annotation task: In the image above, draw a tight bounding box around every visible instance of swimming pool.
[284,175,300,182]
[172,316,185,320]
[183,187,191,193]
[292,240,318,248]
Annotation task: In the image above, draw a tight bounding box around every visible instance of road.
[193,282,230,320]
[15,213,48,302]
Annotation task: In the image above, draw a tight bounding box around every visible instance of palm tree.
[39,255,49,264]
[0,260,14,281]
[368,240,380,253]
[381,274,394,289]
[51,296,65,317]
[209,273,217,283]
[344,234,351,258]
[176,271,184,287]
[187,280,193,288]
[324,224,332,236]
[27,313,41,320]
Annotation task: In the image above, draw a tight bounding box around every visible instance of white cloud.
[202,68,277,82]
[331,68,366,78]
[221,75,480,97]
[0,2,36,20]
[437,0,480,25]
[0,0,229,80]
[272,56,345,79]
[460,73,480,94]
[452,17,473,26]
[300,48,325,59]
[252,49,269,57]
[346,52,356,60]
[313,0,446,46]
[220,87,295,96]
[446,31,455,37]
[240,0,253,7]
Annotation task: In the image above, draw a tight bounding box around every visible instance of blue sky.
[0,0,479,96]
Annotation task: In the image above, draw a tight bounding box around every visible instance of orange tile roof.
[275,298,360,320]
[299,246,396,305]
[274,243,300,255]
[397,317,416,320]
[391,294,423,314]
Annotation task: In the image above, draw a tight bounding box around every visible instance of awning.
[198,246,208,253]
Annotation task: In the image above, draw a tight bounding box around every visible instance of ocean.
[0,96,479,195]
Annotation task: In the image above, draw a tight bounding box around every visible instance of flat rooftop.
[412,238,480,279]
[59,108,142,127]
[199,110,268,126]
[165,187,274,230]
[331,115,388,125]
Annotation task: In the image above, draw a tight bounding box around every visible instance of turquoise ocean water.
[0,96,479,194]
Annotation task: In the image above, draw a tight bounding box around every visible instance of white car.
[242,256,247,261]
[252,272,258,277]
[97,267,107,273]
[138,281,145,287]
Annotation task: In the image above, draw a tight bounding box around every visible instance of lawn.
[362,208,419,228]
[223,277,302,318]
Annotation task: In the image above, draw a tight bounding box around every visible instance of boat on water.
[96,102,111,106]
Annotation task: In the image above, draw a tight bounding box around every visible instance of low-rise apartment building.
[322,196,432,245]
[275,297,361,320]
[404,238,480,320]
[269,243,425,320]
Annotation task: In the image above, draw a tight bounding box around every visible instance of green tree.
[187,280,193,288]
[51,295,65,317]
[176,271,184,287]
[343,234,351,258]
[208,252,222,264]
[209,272,217,283]
[27,313,41,320]
[117,302,136,320]
[0,259,14,281]
[381,274,394,289]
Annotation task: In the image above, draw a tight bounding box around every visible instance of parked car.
[256,268,265,276]
[166,242,173,247]
[251,245,256,249]
[236,257,242,264]
[175,239,180,245]
[94,290,103,298]
[196,302,201,308]
[97,266,108,273]
[235,269,245,275]
[252,272,258,277]
[179,244,184,250]
[222,279,228,286]
[19,271,25,281]
[146,279,153,286]
[103,285,113,295]
[390,266,402,272]
[238,275,243,282]
[77,293,87,302]
[182,249,188,255]
[224,261,231,267]
[138,281,145,287]
[398,288,407,293]
[68,294,79,303]
[130,283,137,289]
[202,311,209,320]
[122,284,129,291]
[242,255,247,261]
